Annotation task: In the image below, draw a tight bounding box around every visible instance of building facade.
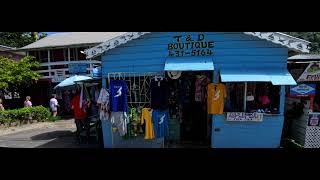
[18,32,125,108]
[85,32,310,148]
[0,45,25,61]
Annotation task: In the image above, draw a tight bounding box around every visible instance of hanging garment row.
[97,78,169,139]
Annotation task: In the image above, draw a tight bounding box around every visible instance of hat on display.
[167,71,182,79]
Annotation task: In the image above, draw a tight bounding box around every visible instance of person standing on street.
[0,98,5,111]
[71,90,89,144]
[24,96,32,107]
[50,94,59,117]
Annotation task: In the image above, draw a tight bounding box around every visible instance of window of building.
[39,72,49,76]
[51,65,68,69]
[51,49,65,62]
[69,48,76,61]
[225,82,281,114]
[77,47,87,60]
[63,49,68,60]
[28,51,40,60]
[39,50,49,63]
[37,66,49,70]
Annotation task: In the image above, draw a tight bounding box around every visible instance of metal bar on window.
[106,72,164,107]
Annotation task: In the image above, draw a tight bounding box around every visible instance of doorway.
[166,71,212,148]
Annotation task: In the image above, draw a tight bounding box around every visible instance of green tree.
[0,32,47,48]
[0,56,40,91]
[284,32,320,53]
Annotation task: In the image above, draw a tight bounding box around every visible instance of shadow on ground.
[30,130,101,148]
[31,130,74,140]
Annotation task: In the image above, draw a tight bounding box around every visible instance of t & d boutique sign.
[168,33,214,57]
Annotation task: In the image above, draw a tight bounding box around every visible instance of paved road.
[0,119,100,148]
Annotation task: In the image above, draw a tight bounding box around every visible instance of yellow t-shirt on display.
[141,108,155,140]
[207,83,227,114]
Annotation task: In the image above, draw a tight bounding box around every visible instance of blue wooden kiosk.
[85,32,310,148]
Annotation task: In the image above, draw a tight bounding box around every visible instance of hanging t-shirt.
[195,75,210,102]
[110,111,129,136]
[259,95,270,106]
[150,78,169,110]
[97,88,110,121]
[109,80,128,112]
[71,95,87,119]
[141,108,154,140]
[207,83,227,114]
[180,77,193,104]
[152,110,169,138]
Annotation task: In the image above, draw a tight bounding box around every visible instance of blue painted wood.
[102,32,288,76]
[213,70,219,83]
[212,115,284,148]
[101,120,113,148]
[165,57,214,71]
[102,78,107,89]
[100,32,289,148]
[107,46,287,55]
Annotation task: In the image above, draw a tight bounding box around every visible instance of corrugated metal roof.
[0,45,25,55]
[0,45,15,50]
[288,54,320,60]
[19,32,127,50]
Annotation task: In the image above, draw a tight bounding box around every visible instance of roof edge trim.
[85,32,311,58]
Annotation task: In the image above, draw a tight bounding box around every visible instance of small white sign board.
[226,112,263,122]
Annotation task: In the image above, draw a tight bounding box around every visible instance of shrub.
[0,106,52,126]
[30,106,51,122]
[48,116,61,122]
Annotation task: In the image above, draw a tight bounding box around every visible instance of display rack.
[107,72,166,148]
[107,72,165,107]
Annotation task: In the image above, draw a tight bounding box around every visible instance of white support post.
[88,46,93,77]
[67,48,71,77]
[68,48,70,62]
[48,50,51,72]
[244,82,247,112]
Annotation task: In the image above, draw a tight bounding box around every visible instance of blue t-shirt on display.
[109,80,128,112]
[152,109,169,138]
